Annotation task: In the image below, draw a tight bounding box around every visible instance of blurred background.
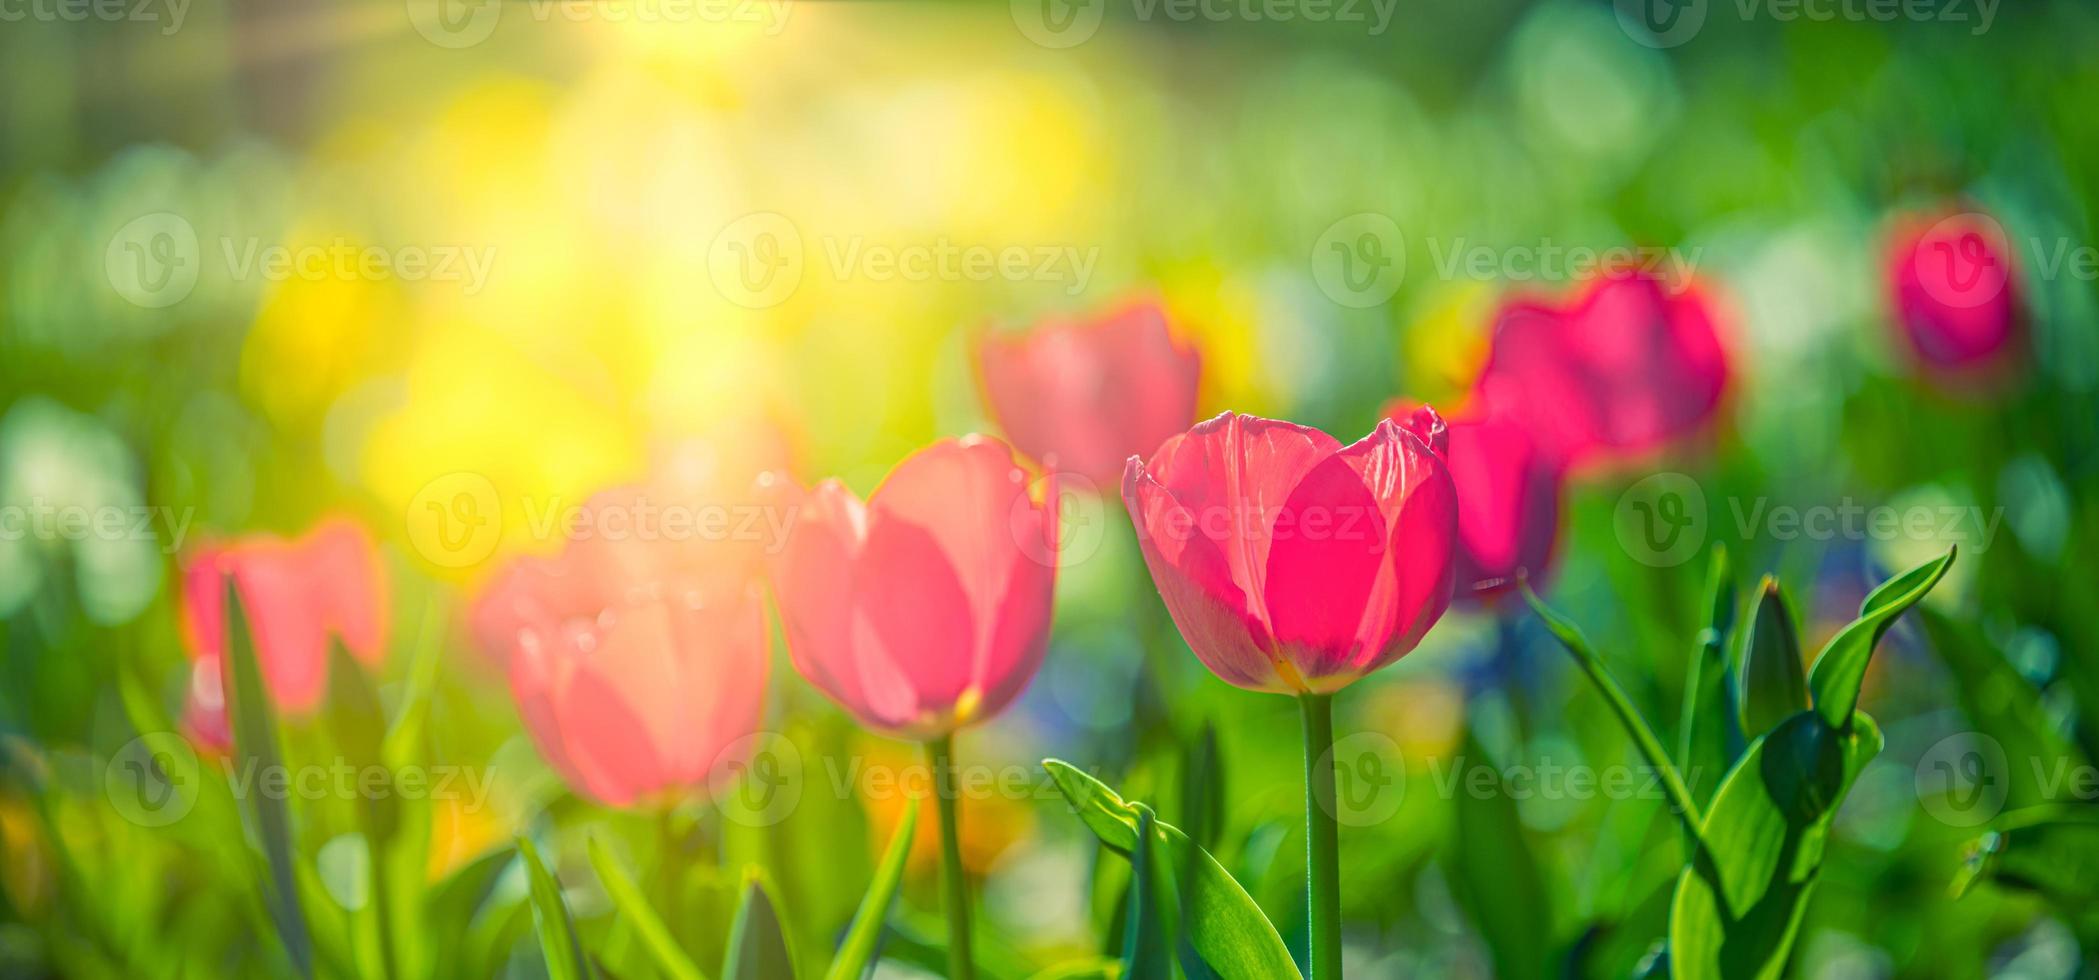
[2,0,2097,977]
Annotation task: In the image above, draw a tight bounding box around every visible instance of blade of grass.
[224,580,315,977]
[588,834,710,980]
[826,802,920,980]
[1521,581,1706,840]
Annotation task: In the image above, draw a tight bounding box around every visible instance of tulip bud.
[1738,576,1807,738]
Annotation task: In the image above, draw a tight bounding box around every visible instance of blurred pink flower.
[503,551,769,808]
[1887,209,2023,382]
[470,472,775,807]
[768,437,1059,738]
[1472,268,1731,468]
[977,298,1201,489]
[1121,410,1456,694]
[1385,400,1561,605]
[180,517,389,748]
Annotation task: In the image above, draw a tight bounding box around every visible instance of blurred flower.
[977,297,1200,489]
[1886,209,2023,384]
[768,437,1059,738]
[180,518,389,747]
[1384,400,1561,605]
[1472,268,1731,469]
[501,531,769,808]
[0,397,164,626]
[1121,410,1456,695]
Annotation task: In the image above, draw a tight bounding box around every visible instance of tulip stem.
[1299,692,1343,979]
[926,734,974,980]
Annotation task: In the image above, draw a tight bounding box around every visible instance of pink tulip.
[977,299,1201,489]
[1120,410,1457,694]
[1385,400,1562,604]
[1472,268,1730,468]
[503,552,769,808]
[468,473,774,807]
[1887,210,2023,380]
[768,436,1059,738]
[180,517,390,746]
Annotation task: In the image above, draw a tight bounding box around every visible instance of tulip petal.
[1123,459,1282,691]
[1261,451,1385,681]
[854,515,978,730]
[1144,412,1340,617]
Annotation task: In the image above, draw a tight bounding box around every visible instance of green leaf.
[224,580,315,978]
[725,873,797,980]
[1806,546,1955,728]
[1952,806,2099,906]
[589,835,710,980]
[1680,545,1742,809]
[1738,578,1807,739]
[1446,728,1553,980]
[1178,722,1225,853]
[1668,710,1882,980]
[519,836,592,980]
[1042,761,1301,980]
[1522,583,1706,838]
[825,802,919,980]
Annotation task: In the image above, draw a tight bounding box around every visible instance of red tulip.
[977,299,1201,489]
[1121,410,1457,694]
[1385,400,1562,604]
[1472,268,1730,468]
[180,517,389,747]
[768,436,1059,738]
[1887,210,2023,380]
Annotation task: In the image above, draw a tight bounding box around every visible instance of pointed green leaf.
[1668,710,1882,980]
[1178,722,1225,853]
[825,802,919,980]
[1522,583,1706,837]
[725,874,796,980]
[1738,578,1807,739]
[1807,546,1955,728]
[1043,761,1300,979]
[519,836,591,980]
[224,581,315,978]
[589,835,710,980]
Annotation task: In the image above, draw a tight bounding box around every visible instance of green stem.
[926,734,974,980]
[1299,693,1342,980]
